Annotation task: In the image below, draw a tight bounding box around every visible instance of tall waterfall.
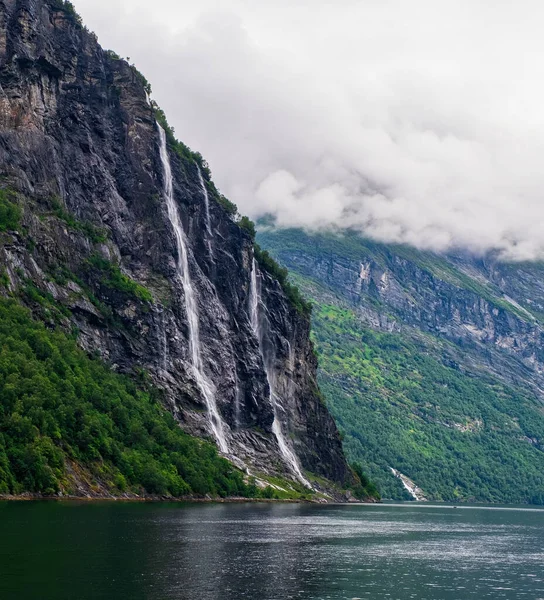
[157,124,229,454]
[249,260,311,488]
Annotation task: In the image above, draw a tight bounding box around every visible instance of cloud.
[74,0,544,260]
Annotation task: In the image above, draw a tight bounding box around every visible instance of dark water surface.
[1,501,543,599]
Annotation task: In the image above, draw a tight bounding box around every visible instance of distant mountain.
[258,228,544,503]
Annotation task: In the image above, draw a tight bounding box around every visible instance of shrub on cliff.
[0,191,21,232]
[254,244,312,316]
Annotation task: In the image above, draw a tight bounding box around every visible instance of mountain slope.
[0,296,254,498]
[258,228,544,503]
[0,0,355,498]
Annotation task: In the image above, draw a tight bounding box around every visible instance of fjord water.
[1,503,543,600]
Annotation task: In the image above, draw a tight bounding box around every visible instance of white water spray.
[195,165,214,259]
[195,165,212,236]
[157,124,229,454]
[249,260,311,488]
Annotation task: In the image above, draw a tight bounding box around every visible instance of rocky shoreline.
[0,493,374,504]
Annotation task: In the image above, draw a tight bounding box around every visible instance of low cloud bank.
[76,0,544,260]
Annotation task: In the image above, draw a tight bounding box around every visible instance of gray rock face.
[258,230,544,397]
[0,0,351,488]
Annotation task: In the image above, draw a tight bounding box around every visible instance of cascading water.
[195,166,212,236]
[249,260,311,488]
[157,124,229,454]
[195,165,214,259]
[233,369,241,431]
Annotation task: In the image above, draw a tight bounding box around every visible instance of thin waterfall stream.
[249,259,311,488]
[195,165,212,236]
[196,165,214,260]
[157,124,229,454]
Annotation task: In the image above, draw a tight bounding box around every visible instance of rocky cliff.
[0,0,352,491]
[260,230,544,396]
[258,228,544,503]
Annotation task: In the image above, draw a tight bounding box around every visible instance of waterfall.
[195,165,214,259]
[233,369,241,431]
[196,165,212,236]
[157,124,229,454]
[249,259,311,488]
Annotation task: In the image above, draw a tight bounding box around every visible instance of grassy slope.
[0,296,259,498]
[259,229,544,503]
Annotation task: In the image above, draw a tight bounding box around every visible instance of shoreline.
[0,493,366,505]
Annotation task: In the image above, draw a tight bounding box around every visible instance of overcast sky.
[74,0,544,260]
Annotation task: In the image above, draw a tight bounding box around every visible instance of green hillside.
[259,228,544,503]
[0,296,255,498]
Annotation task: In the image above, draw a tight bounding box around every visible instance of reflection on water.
[0,501,543,599]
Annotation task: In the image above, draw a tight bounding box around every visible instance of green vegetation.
[238,216,256,238]
[387,244,534,321]
[351,462,380,500]
[105,50,121,61]
[0,190,22,232]
[313,303,544,503]
[86,254,153,303]
[49,197,107,243]
[48,0,82,25]
[0,270,9,288]
[258,227,544,503]
[254,244,312,316]
[259,227,536,322]
[253,473,316,501]
[216,192,238,216]
[45,264,121,326]
[259,227,378,262]
[21,280,71,323]
[237,218,312,316]
[154,107,203,165]
[130,65,152,95]
[0,296,261,497]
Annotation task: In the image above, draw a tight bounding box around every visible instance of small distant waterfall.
[195,166,212,236]
[195,165,214,259]
[249,260,311,488]
[157,124,229,454]
[233,369,241,431]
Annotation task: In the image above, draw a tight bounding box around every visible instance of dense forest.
[0,296,259,498]
[259,228,544,503]
[313,303,544,503]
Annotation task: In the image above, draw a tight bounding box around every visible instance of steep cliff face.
[0,0,351,490]
[260,230,544,394]
[258,228,544,503]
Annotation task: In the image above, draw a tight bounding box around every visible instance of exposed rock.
[261,232,544,397]
[0,0,352,490]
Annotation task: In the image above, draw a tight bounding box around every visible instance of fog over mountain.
[75,0,544,260]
